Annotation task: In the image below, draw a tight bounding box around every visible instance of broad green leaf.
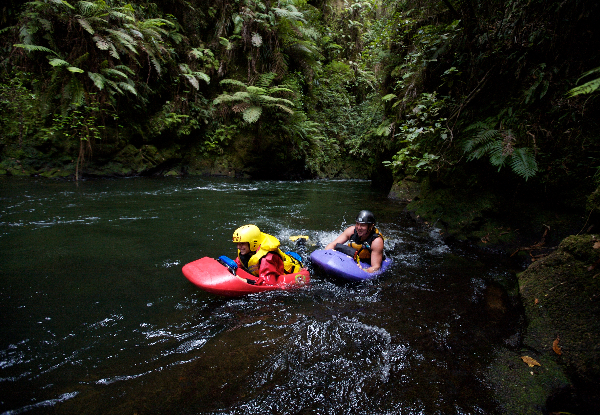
[48,58,70,67]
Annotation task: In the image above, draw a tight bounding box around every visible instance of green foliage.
[2,0,598,186]
[41,98,106,180]
[383,92,450,176]
[0,73,43,146]
[568,67,600,97]
[213,73,295,124]
[463,120,538,181]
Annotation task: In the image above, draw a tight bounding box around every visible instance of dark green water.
[0,177,520,414]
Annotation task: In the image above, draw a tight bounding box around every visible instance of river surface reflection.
[0,177,520,414]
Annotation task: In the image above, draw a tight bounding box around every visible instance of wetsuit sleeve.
[257,252,285,285]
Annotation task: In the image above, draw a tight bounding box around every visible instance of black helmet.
[356,210,375,224]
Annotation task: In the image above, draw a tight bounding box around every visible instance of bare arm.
[325,226,355,250]
[362,236,384,273]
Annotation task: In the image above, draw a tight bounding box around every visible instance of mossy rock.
[519,234,600,384]
[39,167,73,178]
[486,347,571,415]
[406,185,506,244]
[388,176,422,202]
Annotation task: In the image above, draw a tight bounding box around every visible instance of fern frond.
[170,32,183,44]
[14,43,58,55]
[78,1,103,16]
[256,95,294,108]
[118,81,137,95]
[268,87,294,96]
[463,129,500,153]
[150,57,162,76]
[487,141,507,169]
[108,42,120,59]
[246,85,266,95]
[88,72,105,90]
[179,63,191,74]
[299,26,320,41]
[106,29,137,53]
[129,29,144,39]
[219,79,248,89]
[138,27,165,41]
[464,120,493,132]
[509,148,538,180]
[183,74,199,90]
[102,68,129,79]
[257,72,276,88]
[104,78,122,94]
[53,0,75,10]
[192,72,210,84]
[114,65,135,75]
[141,18,175,29]
[213,91,250,105]
[93,35,110,50]
[109,10,135,22]
[48,58,70,67]
[274,104,294,114]
[77,18,95,34]
[273,6,306,23]
[243,106,262,123]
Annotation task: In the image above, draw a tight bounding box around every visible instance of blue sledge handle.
[217,255,238,275]
[285,251,303,265]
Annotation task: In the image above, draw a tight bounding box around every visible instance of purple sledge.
[310,249,392,281]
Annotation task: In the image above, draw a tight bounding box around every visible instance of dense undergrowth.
[0,0,599,197]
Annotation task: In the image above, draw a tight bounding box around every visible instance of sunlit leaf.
[521,356,541,367]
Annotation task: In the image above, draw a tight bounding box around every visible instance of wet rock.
[488,234,600,414]
[387,176,422,202]
[519,234,600,384]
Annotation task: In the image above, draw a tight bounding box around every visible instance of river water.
[0,177,521,414]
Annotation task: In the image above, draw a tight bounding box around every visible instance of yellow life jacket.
[240,233,303,276]
[347,226,383,261]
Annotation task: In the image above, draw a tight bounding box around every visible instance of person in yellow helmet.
[325,210,384,273]
[232,224,302,285]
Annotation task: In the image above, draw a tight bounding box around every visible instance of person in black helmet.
[325,210,384,273]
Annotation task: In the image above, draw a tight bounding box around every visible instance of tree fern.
[464,122,538,180]
[214,74,296,123]
[243,106,262,123]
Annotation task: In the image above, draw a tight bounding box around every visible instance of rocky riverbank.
[390,177,600,414]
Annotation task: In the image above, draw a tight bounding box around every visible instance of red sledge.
[182,256,310,297]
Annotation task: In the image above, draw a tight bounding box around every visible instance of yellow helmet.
[232,224,263,251]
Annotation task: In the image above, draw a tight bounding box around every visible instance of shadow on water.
[0,177,523,414]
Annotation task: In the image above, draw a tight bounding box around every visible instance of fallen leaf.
[535,298,539,305]
[593,241,600,249]
[552,336,562,355]
[521,356,541,367]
